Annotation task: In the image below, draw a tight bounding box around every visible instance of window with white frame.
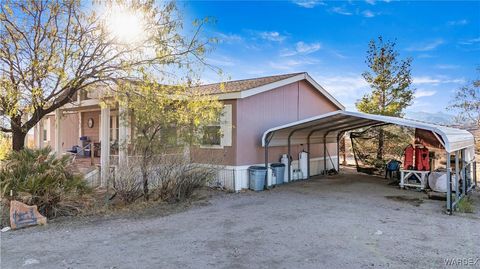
[201,104,232,147]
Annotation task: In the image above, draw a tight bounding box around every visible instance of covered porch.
[33,98,131,186]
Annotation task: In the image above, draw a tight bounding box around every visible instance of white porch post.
[36,119,44,149]
[100,106,111,187]
[118,104,128,170]
[55,109,62,156]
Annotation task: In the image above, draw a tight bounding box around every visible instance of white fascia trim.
[239,73,306,99]
[216,73,345,111]
[61,99,100,110]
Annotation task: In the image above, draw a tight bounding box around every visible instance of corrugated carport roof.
[261,110,475,153]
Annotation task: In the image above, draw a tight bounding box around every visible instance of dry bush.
[149,154,218,203]
[113,163,143,205]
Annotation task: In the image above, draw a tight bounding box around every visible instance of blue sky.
[182,0,480,114]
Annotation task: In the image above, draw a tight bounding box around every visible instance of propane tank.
[299,151,308,180]
[281,154,289,183]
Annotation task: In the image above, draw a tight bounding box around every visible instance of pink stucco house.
[33,72,344,191]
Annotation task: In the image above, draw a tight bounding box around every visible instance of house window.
[202,126,221,146]
[201,104,232,148]
[163,127,178,147]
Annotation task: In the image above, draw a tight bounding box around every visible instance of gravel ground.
[2,170,479,269]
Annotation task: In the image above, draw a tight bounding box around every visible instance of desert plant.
[0,147,91,218]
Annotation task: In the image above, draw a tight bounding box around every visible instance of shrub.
[0,147,91,218]
[150,155,217,203]
[113,164,143,205]
[457,196,475,213]
[0,134,11,161]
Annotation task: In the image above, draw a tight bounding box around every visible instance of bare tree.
[448,68,480,128]
[0,0,214,150]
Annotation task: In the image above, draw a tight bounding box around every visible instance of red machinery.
[415,146,430,171]
[403,144,430,171]
[403,145,414,170]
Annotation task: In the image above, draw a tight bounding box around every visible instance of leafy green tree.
[0,0,214,151]
[116,78,222,200]
[356,36,415,160]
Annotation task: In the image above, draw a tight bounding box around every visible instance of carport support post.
[446,152,452,213]
[336,133,341,172]
[264,133,272,190]
[307,138,310,179]
[461,149,466,195]
[287,132,292,182]
[323,134,327,175]
[455,151,460,201]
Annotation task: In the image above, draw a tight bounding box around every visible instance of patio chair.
[385,159,401,180]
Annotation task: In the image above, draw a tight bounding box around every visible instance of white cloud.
[413,76,465,85]
[206,55,236,67]
[331,7,352,16]
[362,10,375,18]
[292,0,326,8]
[316,74,369,98]
[458,37,480,45]
[365,0,376,5]
[296,41,322,54]
[406,39,444,51]
[216,32,243,44]
[447,19,468,26]
[280,41,322,57]
[414,90,437,98]
[258,31,286,42]
[268,58,319,70]
[417,54,436,59]
[434,64,460,70]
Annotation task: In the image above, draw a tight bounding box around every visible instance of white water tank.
[281,154,289,183]
[299,151,308,180]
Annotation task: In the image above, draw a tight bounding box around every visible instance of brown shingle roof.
[192,72,305,95]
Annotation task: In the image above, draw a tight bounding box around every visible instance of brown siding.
[235,80,341,166]
[60,112,79,150]
[81,111,100,142]
[190,99,237,165]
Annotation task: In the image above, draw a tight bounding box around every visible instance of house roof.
[193,72,304,94]
[194,72,345,109]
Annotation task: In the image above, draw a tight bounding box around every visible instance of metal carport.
[261,110,477,213]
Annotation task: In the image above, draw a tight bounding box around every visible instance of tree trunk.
[141,156,149,201]
[376,129,384,160]
[12,130,27,151]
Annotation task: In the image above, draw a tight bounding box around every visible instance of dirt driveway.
[2,171,479,269]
